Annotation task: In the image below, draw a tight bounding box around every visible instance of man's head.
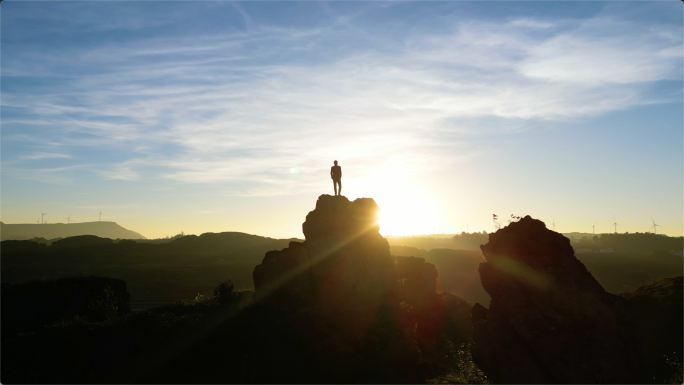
[334,160,338,165]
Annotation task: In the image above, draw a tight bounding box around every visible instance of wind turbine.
[612,217,618,234]
[592,223,596,234]
[99,210,102,222]
[66,214,72,224]
[41,210,47,224]
[552,219,556,231]
[650,217,661,234]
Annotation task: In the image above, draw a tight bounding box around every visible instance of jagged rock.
[253,240,313,301]
[471,302,488,322]
[253,195,397,308]
[472,216,648,384]
[395,256,438,309]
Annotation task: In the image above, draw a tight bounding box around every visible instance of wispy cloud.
[97,167,140,181]
[3,164,87,185]
[519,17,682,85]
[19,153,72,160]
[3,6,681,193]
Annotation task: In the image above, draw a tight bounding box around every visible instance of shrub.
[88,286,120,323]
[663,352,683,384]
[426,341,488,384]
[213,280,238,306]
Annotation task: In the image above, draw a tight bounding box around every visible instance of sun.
[360,174,450,236]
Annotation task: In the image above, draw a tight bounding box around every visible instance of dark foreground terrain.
[2,275,681,383]
[2,284,481,383]
[1,196,682,383]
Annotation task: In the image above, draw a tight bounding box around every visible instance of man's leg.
[338,180,342,196]
[333,180,338,196]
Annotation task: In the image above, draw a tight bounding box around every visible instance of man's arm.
[331,167,334,179]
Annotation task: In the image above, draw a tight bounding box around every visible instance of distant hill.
[389,245,427,259]
[1,231,301,311]
[166,232,303,262]
[385,235,458,250]
[424,248,490,305]
[562,232,599,239]
[0,221,146,241]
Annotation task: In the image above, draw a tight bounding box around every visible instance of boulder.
[253,195,398,308]
[472,216,649,384]
[395,256,438,309]
[253,241,313,302]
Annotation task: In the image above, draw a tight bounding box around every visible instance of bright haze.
[1,2,682,239]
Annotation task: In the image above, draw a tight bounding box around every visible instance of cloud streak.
[3,6,681,194]
[19,153,72,160]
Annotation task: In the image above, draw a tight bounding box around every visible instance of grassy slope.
[1,233,295,311]
[619,275,683,384]
[1,289,483,384]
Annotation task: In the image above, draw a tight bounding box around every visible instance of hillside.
[619,276,683,383]
[1,232,300,311]
[0,221,146,241]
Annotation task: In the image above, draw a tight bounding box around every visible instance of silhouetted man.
[331,160,342,196]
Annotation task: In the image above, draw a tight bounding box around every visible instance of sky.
[1,1,682,239]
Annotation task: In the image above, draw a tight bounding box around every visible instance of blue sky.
[1,1,682,238]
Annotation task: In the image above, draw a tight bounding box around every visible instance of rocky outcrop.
[253,195,398,308]
[253,240,313,301]
[472,216,649,384]
[395,256,437,309]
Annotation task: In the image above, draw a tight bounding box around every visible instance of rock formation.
[250,196,470,382]
[253,194,398,308]
[471,216,649,383]
[395,256,438,309]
